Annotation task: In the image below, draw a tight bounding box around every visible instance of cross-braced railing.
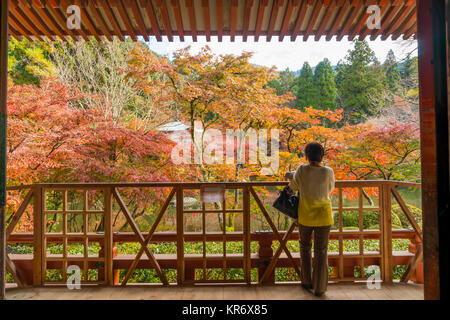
[5,180,422,287]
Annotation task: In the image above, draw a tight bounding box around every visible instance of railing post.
[32,185,43,286]
[408,235,424,284]
[257,234,274,284]
[176,186,184,285]
[104,187,114,285]
[243,186,251,285]
[381,183,393,282]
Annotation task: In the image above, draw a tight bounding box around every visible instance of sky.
[145,36,417,72]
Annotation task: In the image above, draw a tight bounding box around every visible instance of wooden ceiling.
[8,0,417,42]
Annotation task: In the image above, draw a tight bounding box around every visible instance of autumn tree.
[8,38,54,86]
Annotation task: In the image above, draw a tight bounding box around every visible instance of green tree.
[383,49,401,95]
[335,40,386,124]
[313,58,337,110]
[8,38,54,86]
[295,62,317,110]
[268,68,297,108]
[399,56,418,104]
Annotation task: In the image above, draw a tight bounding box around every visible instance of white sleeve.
[329,168,335,194]
[288,166,301,192]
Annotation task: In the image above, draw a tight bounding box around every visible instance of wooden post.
[257,235,274,284]
[0,0,9,300]
[32,185,43,286]
[243,186,251,285]
[416,0,447,300]
[176,186,184,285]
[104,187,114,285]
[381,184,392,283]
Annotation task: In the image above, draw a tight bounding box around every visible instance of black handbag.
[272,187,299,220]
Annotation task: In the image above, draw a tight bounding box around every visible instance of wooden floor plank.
[5,283,424,300]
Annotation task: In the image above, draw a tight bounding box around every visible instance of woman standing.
[286,142,335,297]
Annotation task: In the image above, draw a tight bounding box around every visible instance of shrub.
[391,204,422,229]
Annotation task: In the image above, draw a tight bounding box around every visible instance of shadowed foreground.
[6,282,423,300]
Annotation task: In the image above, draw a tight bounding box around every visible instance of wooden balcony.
[4,180,424,299]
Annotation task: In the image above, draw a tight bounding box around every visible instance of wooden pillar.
[104,187,114,285]
[416,0,448,300]
[176,186,184,285]
[381,184,392,282]
[257,235,274,284]
[32,185,43,286]
[0,0,9,300]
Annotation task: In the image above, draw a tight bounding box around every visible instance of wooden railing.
[5,180,422,287]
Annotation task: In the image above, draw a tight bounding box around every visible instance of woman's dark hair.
[305,142,325,162]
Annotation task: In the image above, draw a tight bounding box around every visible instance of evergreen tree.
[313,58,337,110]
[335,40,386,124]
[268,68,297,108]
[295,62,317,109]
[383,49,401,95]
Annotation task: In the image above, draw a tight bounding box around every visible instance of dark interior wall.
[436,0,450,301]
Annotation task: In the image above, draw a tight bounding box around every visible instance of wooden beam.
[10,2,46,40]
[402,21,416,40]
[279,0,297,41]
[242,0,254,42]
[128,0,150,41]
[186,0,197,41]
[6,191,32,237]
[45,3,79,41]
[370,1,402,40]
[229,0,238,41]
[336,0,362,40]
[303,0,324,41]
[348,2,370,41]
[325,0,348,40]
[217,0,223,41]
[87,1,113,41]
[112,0,137,41]
[8,24,23,41]
[113,188,168,285]
[139,0,161,41]
[391,8,416,40]
[121,187,175,285]
[315,0,336,40]
[9,14,33,41]
[201,0,211,41]
[79,2,102,41]
[266,0,282,41]
[391,187,422,240]
[401,244,423,283]
[33,5,67,41]
[254,0,268,41]
[155,0,173,41]
[171,0,184,41]
[17,0,56,40]
[291,0,309,41]
[100,0,125,41]
[381,3,415,40]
